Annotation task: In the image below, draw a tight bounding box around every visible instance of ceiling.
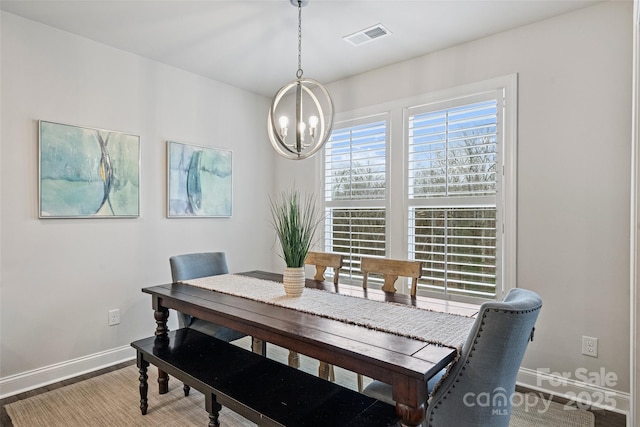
[1,0,602,97]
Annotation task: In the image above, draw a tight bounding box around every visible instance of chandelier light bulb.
[279,116,289,139]
[308,115,318,138]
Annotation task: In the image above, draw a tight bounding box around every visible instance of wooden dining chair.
[301,251,344,382]
[355,256,424,391]
[360,256,424,296]
[305,251,344,285]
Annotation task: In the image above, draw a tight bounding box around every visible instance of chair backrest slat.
[360,257,423,296]
[305,252,344,285]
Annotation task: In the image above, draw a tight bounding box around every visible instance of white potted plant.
[269,188,321,296]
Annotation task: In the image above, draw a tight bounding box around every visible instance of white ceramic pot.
[283,267,305,297]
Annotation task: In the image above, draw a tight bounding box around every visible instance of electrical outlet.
[581,336,598,357]
[108,309,120,326]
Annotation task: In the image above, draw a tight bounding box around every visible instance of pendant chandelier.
[268,0,334,160]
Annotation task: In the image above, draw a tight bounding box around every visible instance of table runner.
[182,274,475,351]
[184,274,475,351]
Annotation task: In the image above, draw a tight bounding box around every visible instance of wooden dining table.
[142,270,477,426]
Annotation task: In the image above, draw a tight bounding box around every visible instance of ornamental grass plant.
[269,189,321,268]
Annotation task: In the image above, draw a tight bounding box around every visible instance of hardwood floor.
[0,357,627,427]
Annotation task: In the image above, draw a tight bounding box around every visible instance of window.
[321,75,516,301]
[324,115,388,283]
[407,95,501,299]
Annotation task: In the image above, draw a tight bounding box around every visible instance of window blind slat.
[325,116,388,284]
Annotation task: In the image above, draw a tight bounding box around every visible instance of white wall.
[276,0,634,410]
[0,11,276,393]
[1,1,635,412]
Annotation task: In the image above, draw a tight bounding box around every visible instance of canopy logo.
[463,388,553,415]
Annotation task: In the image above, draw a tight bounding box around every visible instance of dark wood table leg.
[153,306,170,394]
[137,356,149,415]
[395,402,426,427]
[154,306,169,336]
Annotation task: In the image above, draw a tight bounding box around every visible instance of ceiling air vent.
[343,24,391,47]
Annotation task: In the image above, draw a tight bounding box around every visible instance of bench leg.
[183,384,190,396]
[137,358,149,415]
[208,412,220,427]
[157,368,169,394]
[205,393,222,427]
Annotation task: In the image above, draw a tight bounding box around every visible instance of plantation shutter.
[407,93,500,298]
[324,115,388,282]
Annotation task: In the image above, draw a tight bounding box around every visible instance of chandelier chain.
[296,1,303,79]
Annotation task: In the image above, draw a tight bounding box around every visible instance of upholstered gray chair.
[363,288,542,427]
[169,252,246,342]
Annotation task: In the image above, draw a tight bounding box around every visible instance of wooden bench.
[131,328,399,427]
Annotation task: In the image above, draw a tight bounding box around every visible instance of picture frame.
[167,141,232,217]
[39,120,140,218]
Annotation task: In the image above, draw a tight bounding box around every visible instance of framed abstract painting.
[167,141,232,217]
[39,121,140,218]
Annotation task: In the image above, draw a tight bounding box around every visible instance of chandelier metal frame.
[267,0,334,160]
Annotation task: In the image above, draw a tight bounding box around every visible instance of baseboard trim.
[517,367,630,415]
[0,345,135,399]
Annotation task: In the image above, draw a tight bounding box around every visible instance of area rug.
[6,360,595,427]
